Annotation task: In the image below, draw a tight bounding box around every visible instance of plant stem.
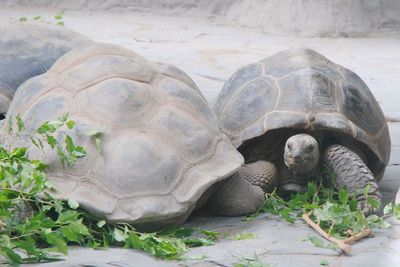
[302,212,351,254]
[343,229,372,244]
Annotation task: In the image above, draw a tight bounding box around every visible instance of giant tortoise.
[213,48,391,215]
[0,22,91,116]
[3,43,267,229]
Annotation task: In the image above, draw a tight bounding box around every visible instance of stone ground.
[0,7,400,267]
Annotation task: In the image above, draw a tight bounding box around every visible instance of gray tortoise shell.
[4,44,243,224]
[214,48,390,180]
[0,22,92,114]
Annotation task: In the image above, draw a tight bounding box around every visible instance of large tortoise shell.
[0,22,92,114]
[214,48,390,180]
[4,44,243,224]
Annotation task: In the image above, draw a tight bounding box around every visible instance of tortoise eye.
[307,144,314,152]
[287,143,292,150]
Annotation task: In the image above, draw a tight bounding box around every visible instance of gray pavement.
[0,7,399,267]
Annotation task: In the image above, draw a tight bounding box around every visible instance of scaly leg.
[323,144,381,215]
[239,161,279,192]
[206,161,278,216]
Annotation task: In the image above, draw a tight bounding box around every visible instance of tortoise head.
[284,133,319,175]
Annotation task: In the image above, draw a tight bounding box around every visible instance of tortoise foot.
[323,144,382,216]
[239,160,279,193]
[206,173,265,216]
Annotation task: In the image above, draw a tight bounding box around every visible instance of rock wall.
[1,0,400,37]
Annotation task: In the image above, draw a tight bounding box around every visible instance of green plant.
[233,232,257,241]
[18,11,65,26]
[383,202,400,220]
[245,181,390,251]
[0,115,219,264]
[233,253,270,267]
[320,259,329,266]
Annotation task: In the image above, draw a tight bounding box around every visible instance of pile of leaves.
[246,181,393,250]
[0,115,218,264]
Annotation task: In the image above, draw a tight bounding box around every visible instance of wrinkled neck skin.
[282,133,320,192]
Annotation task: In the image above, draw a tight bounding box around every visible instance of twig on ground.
[302,212,351,254]
[343,229,372,244]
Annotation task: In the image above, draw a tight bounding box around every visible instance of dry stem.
[343,228,372,244]
[302,212,352,254]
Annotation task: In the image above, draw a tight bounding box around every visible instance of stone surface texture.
[1,0,400,37]
[0,4,399,267]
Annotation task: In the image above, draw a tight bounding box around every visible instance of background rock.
[1,0,400,37]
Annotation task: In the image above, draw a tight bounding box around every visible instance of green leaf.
[86,130,102,152]
[187,254,207,260]
[367,197,381,209]
[59,113,69,123]
[45,232,68,255]
[7,116,13,135]
[233,232,257,240]
[72,146,86,158]
[54,11,64,20]
[383,203,393,216]
[183,237,213,247]
[307,182,317,197]
[16,114,25,132]
[320,259,329,266]
[233,254,270,267]
[60,220,90,242]
[307,235,325,248]
[394,204,400,219]
[97,220,106,228]
[37,122,53,134]
[113,228,127,242]
[15,238,41,258]
[366,214,380,224]
[95,138,102,153]
[125,232,142,249]
[33,15,42,20]
[86,130,101,137]
[279,208,295,223]
[0,246,22,263]
[57,21,65,26]
[10,147,27,158]
[46,135,57,149]
[18,17,27,22]
[67,199,79,209]
[53,199,64,214]
[66,120,75,129]
[199,229,220,240]
[349,199,358,212]
[57,210,80,224]
[338,188,349,205]
[65,135,74,154]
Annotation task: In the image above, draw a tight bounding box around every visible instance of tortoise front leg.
[239,160,279,192]
[206,160,278,216]
[323,144,382,215]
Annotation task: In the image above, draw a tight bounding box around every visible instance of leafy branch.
[245,181,391,253]
[6,114,85,167]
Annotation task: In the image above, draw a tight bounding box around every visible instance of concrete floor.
[1,7,400,267]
